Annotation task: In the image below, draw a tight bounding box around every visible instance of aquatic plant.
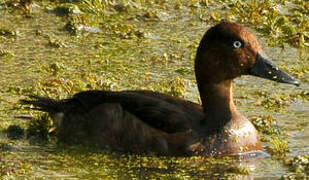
[251,115,280,135]
[27,114,56,139]
[283,155,309,179]
[265,137,289,159]
[0,0,308,178]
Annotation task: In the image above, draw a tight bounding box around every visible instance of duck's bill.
[248,53,300,86]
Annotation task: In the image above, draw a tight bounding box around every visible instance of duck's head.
[195,21,300,86]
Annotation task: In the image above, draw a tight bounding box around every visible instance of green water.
[0,0,308,179]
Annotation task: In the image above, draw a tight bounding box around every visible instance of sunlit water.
[0,3,308,179]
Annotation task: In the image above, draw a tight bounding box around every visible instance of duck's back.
[22,90,204,155]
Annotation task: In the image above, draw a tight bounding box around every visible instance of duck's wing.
[21,90,204,155]
[124,90,203,112]
[72,90,204,133]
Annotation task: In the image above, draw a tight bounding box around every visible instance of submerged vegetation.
[0,0,308,179]
[283,155,309,179]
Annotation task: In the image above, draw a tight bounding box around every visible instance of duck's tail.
[20,95,68,128]
[20,95,63,114]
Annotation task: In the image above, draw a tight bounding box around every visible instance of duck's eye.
[233,41,242,48]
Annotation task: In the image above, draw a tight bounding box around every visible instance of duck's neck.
[198,79,239,130]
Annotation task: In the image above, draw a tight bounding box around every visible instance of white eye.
[233,41,242,48]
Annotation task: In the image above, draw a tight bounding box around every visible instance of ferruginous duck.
[21,21,299,156]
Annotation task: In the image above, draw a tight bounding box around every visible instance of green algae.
[0,27,19,38]
[0,0,308,179]
[0,144,250,179]
[266,137,289,159]
[283,155,309,179]
[0,49,14,58]
[251,115,290,159]
[251,115,281,136]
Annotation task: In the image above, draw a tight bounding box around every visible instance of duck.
[21,21,299,156]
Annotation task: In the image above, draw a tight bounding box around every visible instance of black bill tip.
[289,79,300,87]
[249,53,300,86]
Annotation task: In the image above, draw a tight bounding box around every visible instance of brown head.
[192,22,300,156]
[195,21,300,86]
[194,21,300,136]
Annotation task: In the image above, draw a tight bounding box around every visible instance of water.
[0,1,308,179]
